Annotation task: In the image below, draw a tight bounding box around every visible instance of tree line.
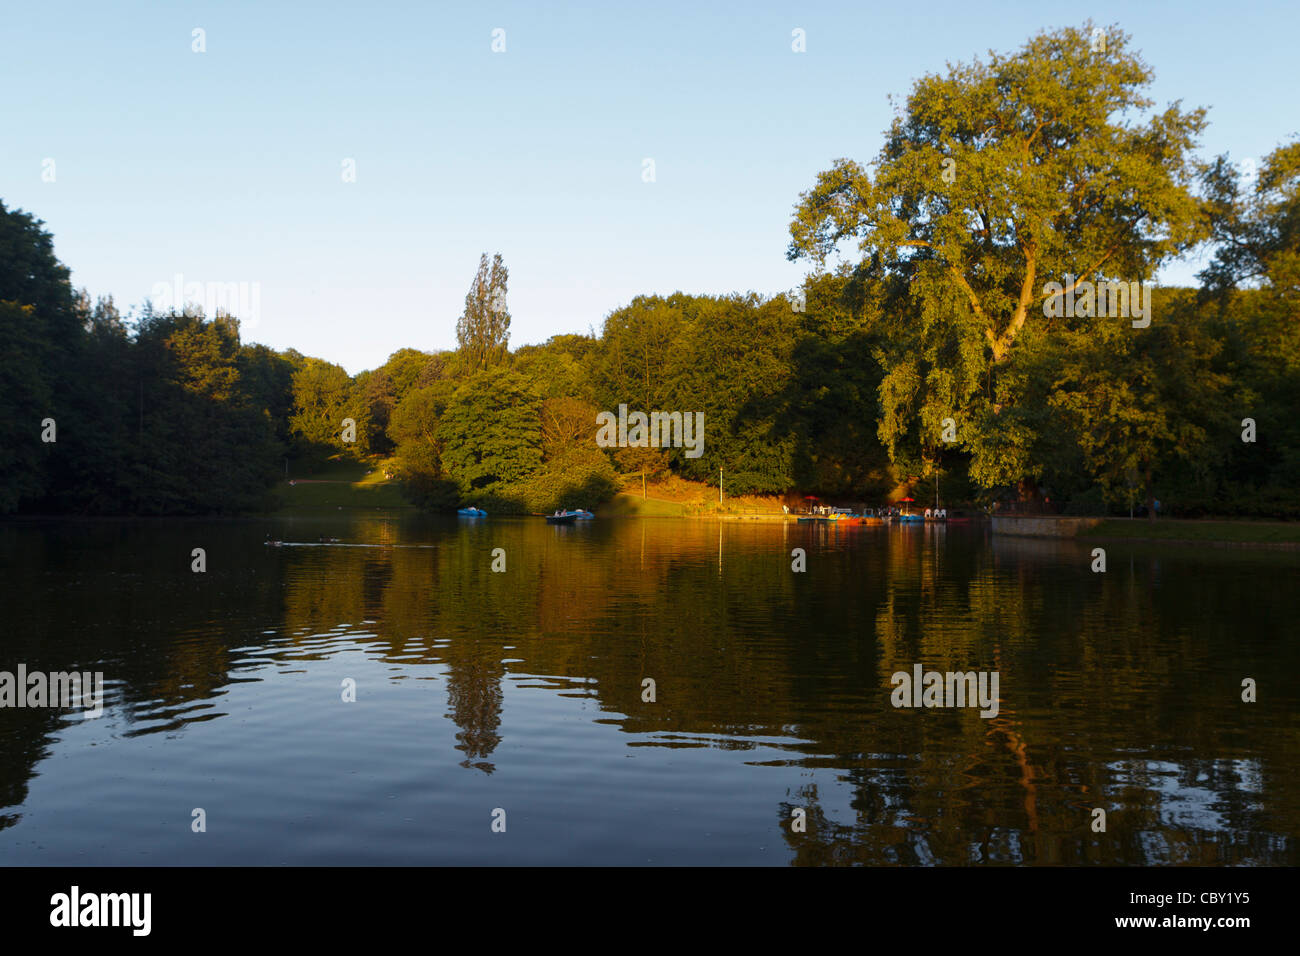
[2,23,1296,518]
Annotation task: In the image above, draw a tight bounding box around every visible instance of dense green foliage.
[2,24,1296,518]
[0,200,291,514]
[784,22,1298,517]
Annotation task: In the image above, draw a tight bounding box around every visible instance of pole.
[719,467,723,504]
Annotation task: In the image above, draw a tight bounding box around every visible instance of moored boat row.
[796,504,971,524]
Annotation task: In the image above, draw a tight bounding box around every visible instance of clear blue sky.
[3,0,1295,373]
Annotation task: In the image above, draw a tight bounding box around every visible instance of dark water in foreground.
[1,515,1296,866]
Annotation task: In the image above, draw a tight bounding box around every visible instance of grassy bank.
[597,493,690,517]
[271,459,414,513]
[1080,518,1300,544]
[596,475,789,517]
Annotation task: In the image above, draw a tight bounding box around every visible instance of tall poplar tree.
[456,253,511,371]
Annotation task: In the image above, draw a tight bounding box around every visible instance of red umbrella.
[804,495,819,500]
[898,496,915,502]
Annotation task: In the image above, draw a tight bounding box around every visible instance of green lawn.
[1081,518,1300,544]
[271,459,414,513]
[597,492,690,517]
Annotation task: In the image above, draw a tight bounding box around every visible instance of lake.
[1,516,1296,865]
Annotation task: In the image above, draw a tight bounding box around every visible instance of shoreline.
[6,512,1299,550]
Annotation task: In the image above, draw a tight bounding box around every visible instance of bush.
[513,448,619,513]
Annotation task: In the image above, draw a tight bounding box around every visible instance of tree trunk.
[1145,468,1156,523]
[642,473,647,500]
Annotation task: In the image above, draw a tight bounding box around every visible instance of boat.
[574,509,594,520]
[799,507,874,523]
[832,508,881,525]
[889,496,924,523]
[457,506,487,517]
[797,501,842,522]
[546,509,580,524]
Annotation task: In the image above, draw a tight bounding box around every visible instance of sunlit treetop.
[788,21,1208,363]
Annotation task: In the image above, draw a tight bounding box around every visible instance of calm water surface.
[1,516,1296,865]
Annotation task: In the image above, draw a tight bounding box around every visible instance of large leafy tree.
[131,308,282,512]
[289,357,359,456]
[0,201,80,511]
[539,396,600,461]
[437,367,542,496]
[68,294,138,512]
[589,294,687,414]
[1200,140,1300,300]
[239,342,297,449]
[0,301,51,511]
[385,379,460,507]
[788,23,1208,491]
[672,293,799,494]
[1039,291,1233,517]
[1199,140,1300,504]
[380,347,442,398]
[513,335,596,401]
[765,272,896,497]
[0,200,78,334]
